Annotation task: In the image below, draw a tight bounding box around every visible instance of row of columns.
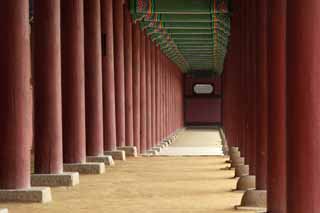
[223,0,320,212]
[0,0,184,200]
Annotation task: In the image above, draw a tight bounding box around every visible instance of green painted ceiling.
[130,0,231,74]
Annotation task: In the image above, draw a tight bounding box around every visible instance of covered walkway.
[0,129,250,213]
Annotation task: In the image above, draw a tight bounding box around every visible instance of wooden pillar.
[124,5,134,147]
[155,47,160,145]
[140,32,147,153]
[0,0,32,189]
[113,0,126,147]
[61,0,86,164]
[287,0,320,212]
[101,0,117,151]
[84,0,104,157]
[151,44,156,148]
[132,23,141,153]
[33,0,63,174]
[146,38,152,150]
[255,0,268,190]
[267,0,287,212]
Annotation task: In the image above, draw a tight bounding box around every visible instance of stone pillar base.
[160,142,169,147]
[235,165,249,177]
[104,150,126,160]
[118,146,138,157]
[87,155,115,166]
[31,172,79,187]
[163,139,172,144]
[152,147,162,152]
[236,175,256,191]
[230,151,241,162]
[146,150,159,155]
[235,189,267,211]
[0,187,51,203]
[230,157,245,168]
[0,209,8,213]
[63,163,105,174]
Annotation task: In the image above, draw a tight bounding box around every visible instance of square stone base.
[152,147,162,152]
[163,139,172,144]
[118,146,138,157]
[160,142,169,147]
[235,206,266,212]
[147,150,159,155]
[31,172,79,187]
[0,209,8,213]
[87,155,115,166]
[104,150,126,161]
[63,162,105,174]
[0,187,51,203]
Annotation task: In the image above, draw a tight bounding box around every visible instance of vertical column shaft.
[151,44,156,148]
[132,23,141,153]
[124,6,134,147]
[33,0,63,174]
[140,32,147,153]
[101,0,117,151]
[61,0,86,163]
[267,0,287,212]
[287,0,320,212]
[146,38,152,150]
[255,0,268,190]
[0,0,32,189]
[113,0,126,147]
[84,0,104,157]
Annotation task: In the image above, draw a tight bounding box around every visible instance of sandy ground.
[0,129,252,213]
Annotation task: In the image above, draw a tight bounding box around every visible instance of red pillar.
[84,0,104,157]
[124,6,134,147]
[61,0,86,164]
[151,44,156,148]
[267,0,287,212]
[155,47,160,145]
[132,23,141,153]
[0,0,32,189]
[255,0,268,190]
[146,38,152,150]
[101,0,117,151]
[113,0,126,147]
[140,32,147,153]
[287,0,320,212]
[33,0,63,174]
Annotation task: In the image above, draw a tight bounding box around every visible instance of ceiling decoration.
[130,0,231,74]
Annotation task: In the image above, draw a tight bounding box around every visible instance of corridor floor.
[0,129,251,213]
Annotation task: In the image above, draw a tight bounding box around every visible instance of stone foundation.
[235,189,267,211]
[104,150,126,161]
[234,165,249,177]
[236,175,256,191]
[0,187,51,203]
[118,146,138,157]
[31,172,79,187]
[87,155,115,166]
[63,162,105,174]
